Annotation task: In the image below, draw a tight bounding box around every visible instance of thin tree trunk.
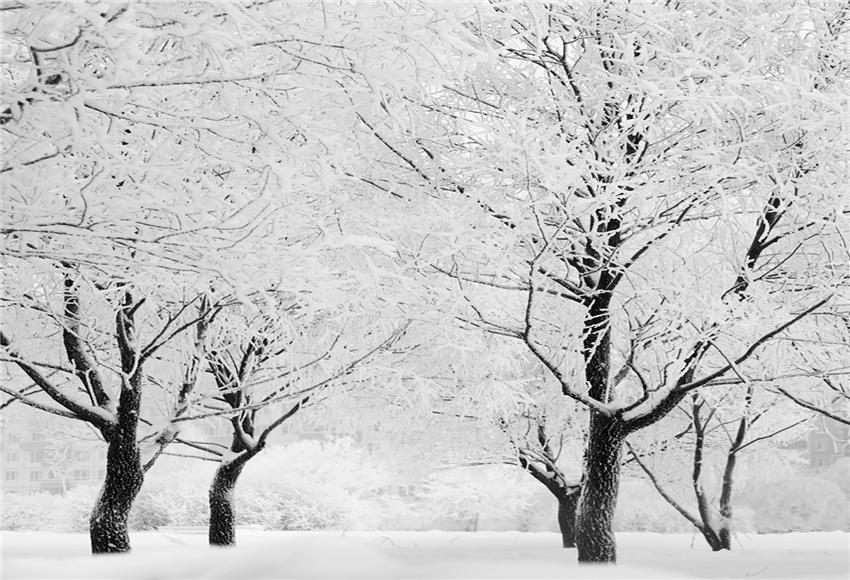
[717,449,738,550]
[557,487,580,548]
[89,434,143,554]
[717,386,752,551]
[575,413,624,563]
[625,440,723,551]
[208,419,256,547]
[209,458,248,546]
[517,452,581,549]
[690,395,724,551]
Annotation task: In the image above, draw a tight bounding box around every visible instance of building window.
[71,469,89,480]
[75,451,92,462]
[29,471,42,481]
[30,450,45,463]
[4,471,18,481]
[814,439,826,451]
[5,452,19,463]
[32,432,45,442]
[7,433,20,443]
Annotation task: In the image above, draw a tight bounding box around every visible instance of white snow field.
[1,530,847,579]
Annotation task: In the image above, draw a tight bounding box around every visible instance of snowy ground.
[1,530,847,579]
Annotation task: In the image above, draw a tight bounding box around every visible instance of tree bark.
[209,458,248,546]
[557,487,580,548]
[91,294,144,555]
[575,413,624,563]
[208,417,257,547]
[89,433,144,554]
[717,451,738,550]
[575,290,625,563]
[715,386,751,551]
[690,395,724,551]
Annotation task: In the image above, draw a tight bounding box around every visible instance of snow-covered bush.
[236,483,344,530]
[137,439,390,531]
[747,476,849,532]
[615,480,694,533]
[822,458,850,497]
[415,465,537,531]
[239,439,395,530]
[58,485,100,533]
[129,490,172,530]
[136,481,209,527]
[63,485,170,533]
[0,492,61,531]
[362,495,420,531]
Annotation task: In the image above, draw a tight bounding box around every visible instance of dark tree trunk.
[89,433,143,554]
[209,459,247,546]
[717,451,738,551]
[557,488,580,548]
[575,291,624,563]
[90,290,145,554]
[717,525,731,550]
[701,527,724,551]
[575,413,624,563]
[715,386,750,551]
[517,452,581,549]
[690,394,724,552]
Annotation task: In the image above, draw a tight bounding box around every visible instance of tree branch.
[0,330,114,428]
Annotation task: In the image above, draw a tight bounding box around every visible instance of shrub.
[58,485,100,533]
[56,484,173,532]
[237,482,344,531]
[0,492,61,531]
[0,464,351,533]
[822,458,850,498]
[615,480,694,533]
[129,491,172,530]
[747,476,849,532]
[415,465,536,531]
[138,481,209,527]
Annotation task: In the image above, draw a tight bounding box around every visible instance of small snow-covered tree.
[173,294,409,546]
[418,464,537,531]
[432,353,587,547]
[625,387,809,550]
[0,266,225,552]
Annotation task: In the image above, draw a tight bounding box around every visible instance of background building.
[1,419,106,494]
[808,415,850,470]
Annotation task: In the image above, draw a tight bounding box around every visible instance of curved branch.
[0,330,114,428]
[774,387,850,426]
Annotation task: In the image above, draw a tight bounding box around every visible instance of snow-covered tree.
[428,350,587,547]
[0,1,362,553]
[626,388,810,550]
[166,294,409,546]
[0,263,226,552]
[347,0,849,563]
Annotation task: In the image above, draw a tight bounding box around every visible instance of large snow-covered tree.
[3,0,848,565]
[345,0,849,563]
